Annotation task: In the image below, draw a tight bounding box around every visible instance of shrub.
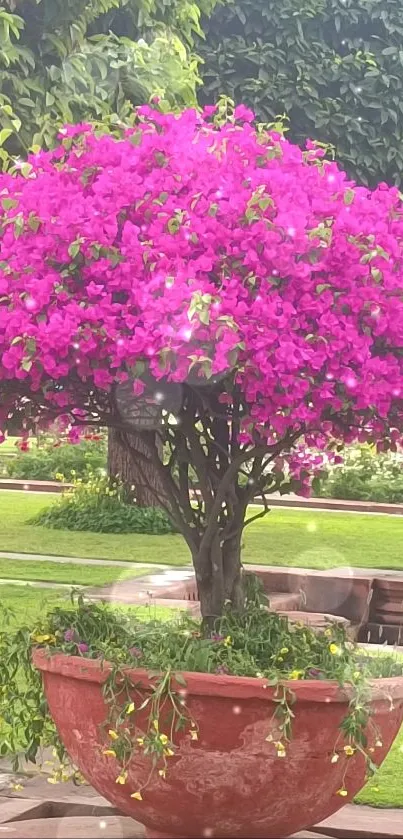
[30,476,177,535]
[6,437,107,482]
[318,446,403,503]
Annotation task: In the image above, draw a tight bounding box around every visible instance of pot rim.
[32,648,403,703]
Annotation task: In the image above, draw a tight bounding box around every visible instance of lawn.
[0,558,149,586]
[0,492,189,564]
[1,490,403,570]
[0,584,181,631]
[355,726,403,808]
[0,584,64,629]
[0,436,19,455]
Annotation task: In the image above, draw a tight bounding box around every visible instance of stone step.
[279,611,352,633]
[314,802,403,838]
[268,592,303,611]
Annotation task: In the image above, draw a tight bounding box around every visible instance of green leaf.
[28,215,40,233]
[0,128,13,147]
[344,189,355,206]
[68,242,80,259]
[129,132,142,147]
[26,337,36,354]
[199,309,210,325]
[1,197,17,210]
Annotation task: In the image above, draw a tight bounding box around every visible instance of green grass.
[247,509,403,570]
[0,436,19,455]
[2,491,403,570]
[0,558,149,586]
[0,584,181,631]
[0,585,65,630]
[355,727,403,808]
[0,492,189,564]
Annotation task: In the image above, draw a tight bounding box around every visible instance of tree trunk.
[195,533,244,627]
[107,428,162,507]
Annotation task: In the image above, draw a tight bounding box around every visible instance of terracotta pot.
[33,649,403,839]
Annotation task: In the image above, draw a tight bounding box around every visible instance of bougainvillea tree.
[0,104,403,619]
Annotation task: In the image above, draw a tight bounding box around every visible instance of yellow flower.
[153,719,159,731]
[158,769,166,779]
[47,777,59,785]
[31,633,56,644]
[277,748,286,758]
[115,771,128,785]
[11,783,23,792]
[136,737,144,747]
[159,734,168,745]
[344,745,355,757]
[337,788,348,797]
[126,702,135,715]
[190,730,198,741]
[131,791,143,801]
[164,748,174,757]
[224,636,233,647]
[329,643,341,656]
[280,647,289,655]
[324,628,332,637]
[102,749,116,758]
[289,670,303,680]
[108,729,119,741]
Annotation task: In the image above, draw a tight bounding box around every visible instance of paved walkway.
[0,579,83,590]
[0,551,169,570]
[3,551,403,580]
[2,479,403,515]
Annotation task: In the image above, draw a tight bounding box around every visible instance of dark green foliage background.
[0,0,214,159]
[199,0,403,185]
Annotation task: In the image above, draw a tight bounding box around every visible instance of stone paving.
[0,551,169,570]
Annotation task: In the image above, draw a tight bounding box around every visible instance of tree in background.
[0,0,215,503]
[198,0,403,186]
[0,0,212,159]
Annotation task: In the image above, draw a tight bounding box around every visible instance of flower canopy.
[0,104,402,462]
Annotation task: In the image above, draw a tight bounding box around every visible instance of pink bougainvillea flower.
[0,104,402,495]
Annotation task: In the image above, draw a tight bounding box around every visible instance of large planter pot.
[33,649,403,839]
